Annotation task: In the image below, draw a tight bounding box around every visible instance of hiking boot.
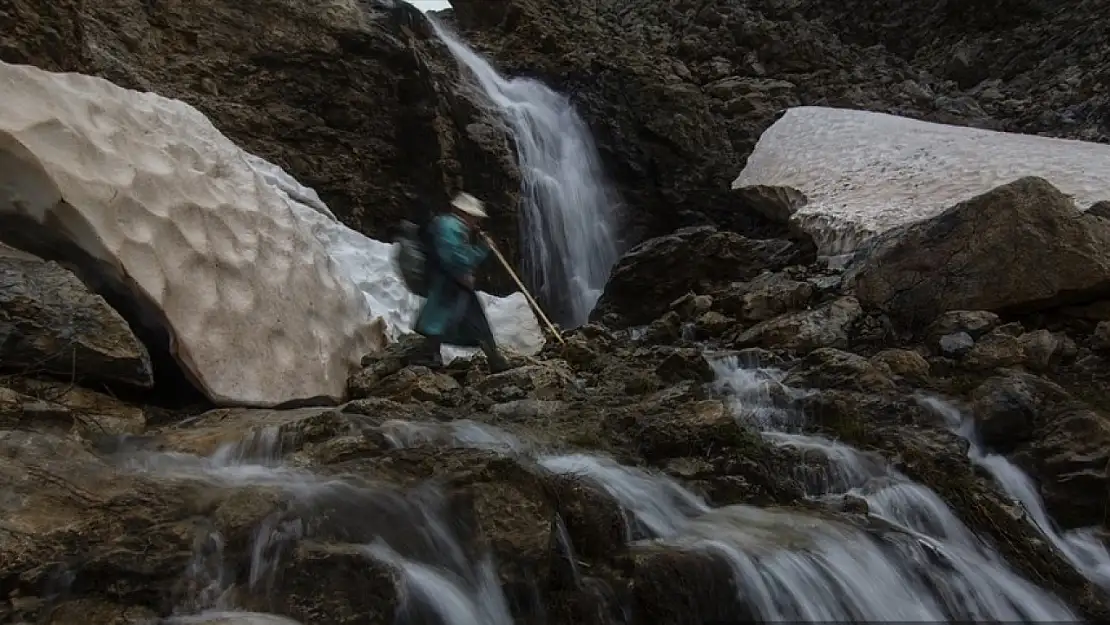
[481,341,513,374]
[408,336,444,369]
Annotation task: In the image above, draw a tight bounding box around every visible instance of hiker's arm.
[435,218,489,279]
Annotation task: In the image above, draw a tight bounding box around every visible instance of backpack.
[395,219,435,297]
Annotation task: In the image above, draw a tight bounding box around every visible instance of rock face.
[591,226,808,328]
[0,0,525,294]
[447,0,1109,246]
[850,177,1110,329]
[0,252,152,388]
[0,61,385,406]
[784,0,1110,144]
[732,107,1110,256]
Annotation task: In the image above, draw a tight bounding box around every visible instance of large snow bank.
[0,61,543,406]
[733,106,1110,257]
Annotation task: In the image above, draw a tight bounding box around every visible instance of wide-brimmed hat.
[451,192,488,218]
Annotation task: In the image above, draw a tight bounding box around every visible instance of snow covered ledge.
[732,106,1110,258]
[0,61,543,406]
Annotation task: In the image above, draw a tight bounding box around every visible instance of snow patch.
[733,106,1110,256]
[0,60,542,406]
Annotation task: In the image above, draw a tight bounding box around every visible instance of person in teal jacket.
[411,192,512,373]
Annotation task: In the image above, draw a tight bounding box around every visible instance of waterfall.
[429,19,621,328]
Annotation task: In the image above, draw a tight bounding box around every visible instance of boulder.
[1,379,147,437]
[1026,407,1110,530]
[851,177,1110,328]
[0,429,276,619]
[870,349,930,382]
[969,371,1072,451]
[964,331,1026,370]
[1018,330,1077,372]
[0,61,385,406]
[785,348,895,393]
[0,254,152,388]
[730,296,863,353]
[926,310,1001,343]
[937,332,975,359]
[592,227,804,328]
[153,406,350,457]
[733,108,1110,257]
[724,271,816,322]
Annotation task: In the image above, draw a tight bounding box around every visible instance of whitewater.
[117,352,1109,624]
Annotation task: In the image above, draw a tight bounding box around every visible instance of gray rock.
[938,332,975,358]
[852,178,1110,328]
[0,255,152,387]
[732,296,863,352]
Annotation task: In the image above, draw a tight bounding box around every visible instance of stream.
[112,355,1102,623]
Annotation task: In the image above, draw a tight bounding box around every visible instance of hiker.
[410,192,513,373]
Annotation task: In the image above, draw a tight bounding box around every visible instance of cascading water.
[109,360,1098,624]
[115,423,516,625]
[375,374,1079,621]
[429,19,621,327]
[920,394,1110,590]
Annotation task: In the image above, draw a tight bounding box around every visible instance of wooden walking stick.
[480,233,566,345]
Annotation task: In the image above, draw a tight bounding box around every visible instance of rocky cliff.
[446,0,1108,242]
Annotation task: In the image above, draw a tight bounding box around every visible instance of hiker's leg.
[469,302,512,373]
[409,335,444,368]
[480,339,511,373]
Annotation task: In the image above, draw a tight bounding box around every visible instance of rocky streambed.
[5,177,1110,624]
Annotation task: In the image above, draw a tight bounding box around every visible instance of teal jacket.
[413,214,491,344]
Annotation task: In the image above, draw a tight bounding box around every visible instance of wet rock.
[938,332,975,358]
[731,296,863,352]
[995,321,1026,337]
[654,349,714,384]
[542,473,627,561]
[643,311,684,344]
[0,429,271,616]
[0,254,152,388]
[592,227,805,328]
[558,335,601,369]
[669,292,713,320]
[154,406,350,458]
[490,399,568,421]
[364,366,462,404]
[785,348,895,393]
[8,379,147,438]
[870,349,931,382]
[623,371,664,396]
[852,177,1110,328]
[734,271,815,322]
[1019,330,1078,372]
[33,598,157,625]
[629,548,752,624]
[693,311,734,338]
[969,371,1072,451]
[268,542,399,623]
[631,398,760,462]
[1026,407,1110,529]
[965,331,1026,370]
[473,361,575,402]
[927,310,1001,342]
